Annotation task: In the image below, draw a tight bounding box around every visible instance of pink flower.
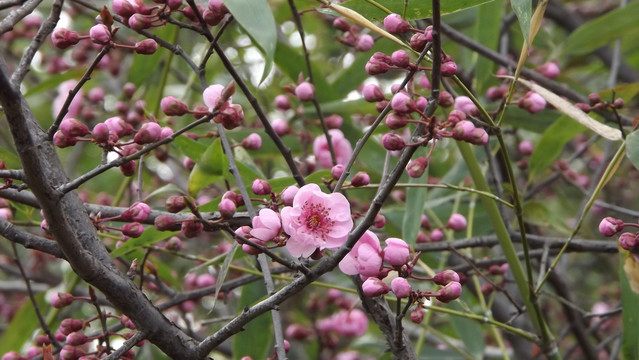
[383,238,410,267]
[203,84,228,110]
[281,184,353,257]
[312,129,353,168]
[250,208,281,242]
[339,230,382,277]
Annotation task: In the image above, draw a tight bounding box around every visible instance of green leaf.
[599,82,639,104]
[210,242,239,310]
[402,148,428,245]
[510,0,531,45]
[232,281,273,360]
[449,301,485,358]
[224,0,277,83]
[172,135,208,161]
[625,130,639,171]
[562,1,639,56]
[0,293,48,354]
[528,116,585,180]
[188,138,228,196]
[621,254,639,360]
[0,145,21,169]
[341,0,494,21]
[110,228,179,258]
[23,69,84,98]
[473,0,504,95]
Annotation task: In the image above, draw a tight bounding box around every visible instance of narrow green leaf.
[562,1,639,56]
[0,293,48,354]
[473,0,504,95]
[625,130,639,171]
[23,69,83,98]
[233,281,273,360]
[402,148,428,245]
[210,242,239,310]
[224,0,277,83]
[599,82,639,104]
[510,0,531,46]
[621,254,639,360]
[110,228,179,258]
[341,0,494,21]
[528,116,585,180]
[172,135,208,161]
[188,138,228,196]
[449,301,485,358]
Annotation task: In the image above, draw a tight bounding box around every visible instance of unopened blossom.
[202,84,227,110]
[619,232,639,252]
[60,118,90,137]
[518,91,546,114]
[391,50,410,67]
[134,39,158,55]
[133,122,162,144]
[89,24,111,45]
[382,132,405,151]
[161,96,189,116]
[53,80,83,120]
[122,222,144,238]
[439,91,454,107]
[454,96,478,116]
[250,208,281,242]
[280,185,298,206]
[112,0,143,17]
[251,179,271,195]
[105,116,135,137]
[53,131,77,148]
[383,238,410,267]
[295,81,315,101]
[325,114,343,129]
[280,184,353,257]
[339,230,382,277]
[391,277,412,298]
[0,208,13,221]
[121,201,151,222]
[362,277,390,297]
[350,171,370,187]
[218,199,236,218]
[274,94,291,110]
[331,164,345,180]
[518,140,534,155]
[362,84,385,102]
[436,281,462,303]
[410,32,428,52]
[241,133,262,150]
[406,157,428,178]
[271,118,291,136]
[430,228,444,242]
[355,34,374,51]
[51,28,80,49]
[385,113,408,129]
[537,61,560,79]
[390,92,415,113]
[313,129,353,168]
[317,309,369,337]
[599,217,624,237]
[447,213,467,231]
[383,13,409,34]
[432,269,460,286]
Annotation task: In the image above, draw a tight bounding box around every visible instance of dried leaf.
[501,76,623,141]
[100,6,114,29]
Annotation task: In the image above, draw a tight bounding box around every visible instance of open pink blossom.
[281,184,353,257]
[250,208,281,242]
[203,84,229,110]
[339,230,383,277]
[312,129,353,168]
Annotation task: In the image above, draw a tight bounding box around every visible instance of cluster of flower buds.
[554,159,590,188]
[480,263,510,295]
[332,17,374,52]
[365,50,457,77]
[575,93,625,113]
[598,217,639,253]
[417,213,467,243]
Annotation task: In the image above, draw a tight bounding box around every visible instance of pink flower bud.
[250,208,281,242]
[362,84,385,102]
[53,130,77,148]
[518,91,546,114]
[619,232,639,251]
[613,98,625,109]
[331,164,345,180]
[436,281,462,303]
[365,60,390,75]
[274,94,291,110]
[165,195,187,212]
[599,217,624,237]
[159,126,173,140]
[181,215,203,238]
[135,39,158,55]
[60,345,86,360]
[432,269,460,286]
[51,28,80,49]
[486,85,507,101]
[241,133,262,150]
[390,50,410,67]
[165,236,182,251]
[281,185,298,206]
[383,14,409,34]
[154,215,176,231]
[355,34,374,51]
[362,277,390,297]
[382,132,405,151]
[242,240,265,255]
[588,93,602,106]
[385,113,408,130]
[295,81,315,101]
[218,198,236,218]
[60,118,90,137]
[390,277,412,298]
[196,273,216,288]
[452,120,475,141]
[350,171,370,187]
[468,128,489,145]
[223,191,244,206]
[430,228,443,242]
[0,208,13,221]
[454,96,478,116]
[325,114,343,129]
[410,308,424,323]
[51,292,74,308]
[121,201,151,222]
[66,332,88,346]
[410,32,428,52]
[105,116,135,137]
[575,102,591,113]
[332,17,350,31]
[536,61,560,79]
[59,319,85,335]
[447,213,467,231]
[406,157,428,178]
[439,91,454,107]
[383,238,410,266]
[374,214,386,228]
[129,13,153,30]
[390,92,414,113]
[252,179,271,195]
[161,96,189,116]
[122,222,144,238]
[271,118,291,136]
[89,24,111,45]
[285,324,313,341]
[167,0,182,10]
[441,60,458,77]
[120,160,137,176]
[133,122,162,144]
[112,0,141,17]
[215,104,244,130]
[518,140,534,155]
